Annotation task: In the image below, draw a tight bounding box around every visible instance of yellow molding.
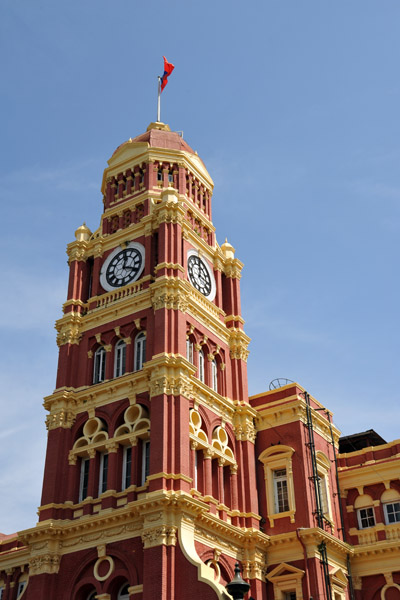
[102,145,214,196]
[154,262,185,273]
[255,396,340,444]
[128,585,143,595]
[44,370,149,424]
[224,314,245,324]
[0,545,30,573]
[338,438,400,459]
[338,457,400,490]
[146,472,193,483]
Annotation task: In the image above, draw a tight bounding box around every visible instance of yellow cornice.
[338,438,400,460]
[44,370,149,426]
[154,262,185,274]
[338,456,400,490]
[102,145,214,195]
[254,395,340,445]
[55,282,152,346]
[0,543,30,572]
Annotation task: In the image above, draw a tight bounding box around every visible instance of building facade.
[0,122,399,600]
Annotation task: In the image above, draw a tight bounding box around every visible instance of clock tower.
[24,121,265,600]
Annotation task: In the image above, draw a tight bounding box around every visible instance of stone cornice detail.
[55,282,151,347]
[232,403,258,443]
[44,371,149,426]
[151,191,187,227]
[67,239,90,263]
[254,395,341,446]
[56,313,83,347]
[145,355,195,399]
[229,329,250,362]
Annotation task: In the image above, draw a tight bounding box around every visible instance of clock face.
[100,242,145,291]
[187,251,216,301]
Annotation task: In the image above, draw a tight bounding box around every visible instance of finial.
[75,223,91,242]
[225,562,250,600]
[221,239,235,259]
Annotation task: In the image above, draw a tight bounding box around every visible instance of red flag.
[160,56,175,92]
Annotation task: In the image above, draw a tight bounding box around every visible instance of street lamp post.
[226,562,251,600]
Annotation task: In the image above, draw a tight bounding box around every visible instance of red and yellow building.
[0,122,399,600]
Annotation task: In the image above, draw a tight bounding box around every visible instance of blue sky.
[1,1,399,534]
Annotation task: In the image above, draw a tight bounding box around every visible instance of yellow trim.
[154,262,185,273]
[258,445,296,527]
[146,472,193,483]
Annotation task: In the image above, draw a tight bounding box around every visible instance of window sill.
[268,509,296,527]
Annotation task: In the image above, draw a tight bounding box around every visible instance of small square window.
[384,501,400,524]
[357,507,375,529]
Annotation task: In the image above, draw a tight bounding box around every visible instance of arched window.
[258,445,296,526]
[79,457,90,502]
[118,583,130,600]
[186,338,194,363]
[98,452,108,495]
[198,350,205,383]
[316,451,332,520]
[134,332,146,371]
[141,440,150,486]
[122,446,132,491]
[157,169,163,182]
[114,340,127,378]
[93,347,106,384]
[211,359,218,392]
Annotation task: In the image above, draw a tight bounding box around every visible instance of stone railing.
[94,282,143,309]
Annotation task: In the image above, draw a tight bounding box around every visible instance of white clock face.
[187,250,216,301]
[100,242,145,291]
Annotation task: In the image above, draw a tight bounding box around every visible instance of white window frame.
[114,339,127,378]
[383,501,400,524]
[357,506,375,529]
[98,452,108,496]
[93,347,106,384]
[16,581,26,599]
[122,446,132,491]
[211,359,218,392]
[198,350,205,383]
[317,474,329,515]
[141,440,150,486]
[315,452,333,522]
[79,457,90,502]
[259,446,296,527]
[134,332,146,371]
[194,450,198,489]
[273,469,289,513]
[118,583,130,600]
[186,339,194,363]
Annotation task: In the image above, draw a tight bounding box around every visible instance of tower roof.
[111,121,195,158]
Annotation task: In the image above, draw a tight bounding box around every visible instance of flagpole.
[157,76,161,122]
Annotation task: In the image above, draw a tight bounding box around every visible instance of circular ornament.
[100,242,145,291]
[93,556,114,582]
[187,250,216,301]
